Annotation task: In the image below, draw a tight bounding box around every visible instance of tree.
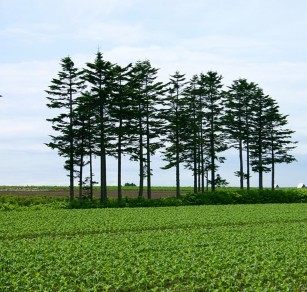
[223,79,258,189]
[249,88,276,189]
[46,56,85,201]
[200,71,227,192]
[109,64,134,202]
[265,105,297,190]
[141,62,165,199]
[183,75,200,194]
[161,71,188,198]
[83,52,114,202]
[74,92,98,200]
[125,60,165,199]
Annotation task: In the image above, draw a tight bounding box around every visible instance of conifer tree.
[182,74,211,193]
[74,92,97,199]
[46,56,85,201]
[83,52,114,202]
[109,64,134,202]
[161,71,188,198]
[249,88,276,189]
[223,79,258,189]
[124,61,165,198]
[200,71,227,192]
[265,105,297,190]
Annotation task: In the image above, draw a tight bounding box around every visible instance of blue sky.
[0,0,306,187]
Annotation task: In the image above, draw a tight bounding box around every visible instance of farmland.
[0,204,306,290]
[0,185,194,199]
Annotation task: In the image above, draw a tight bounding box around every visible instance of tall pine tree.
[126,60,165,198]
[200,71,227,192]
[109,64,134,202]
[83,52,114,202]
[249,88,275,189]
[223,79,258,189]
[161,71,188,198]
[46,56,85,201]
[265,104,297,190]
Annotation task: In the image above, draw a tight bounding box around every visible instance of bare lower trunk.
[138,132,144,198]
[271,147,275,191]
[239,139,244,189]
[246,139,250,190]
[176,159,180,198]
[146,123,151,199]
[89,149,93,200]
[118,129,122,202]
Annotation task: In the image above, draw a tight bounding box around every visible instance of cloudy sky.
[0,0,306,187]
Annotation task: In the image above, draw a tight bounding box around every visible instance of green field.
[0,204,306,290]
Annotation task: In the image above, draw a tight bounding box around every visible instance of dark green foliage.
[161,71,188,198]
[83,52,114,202]
[46,56,85,201]
[182,189,307,205]
[199,71,227,191]
[124,182,136,186]
[223,79,258,189]
[45,52,297,192]
[264,105,297,190]
[109,64,134,202]
[2,188,305,211]
[125,60,166,199]
[0,195,67,211]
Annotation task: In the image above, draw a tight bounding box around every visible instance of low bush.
[0,195,67,211]
[1,188,306,211]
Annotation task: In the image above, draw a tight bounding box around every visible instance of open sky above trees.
[0,0,307,187]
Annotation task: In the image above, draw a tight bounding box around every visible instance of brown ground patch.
[0,190,179,199]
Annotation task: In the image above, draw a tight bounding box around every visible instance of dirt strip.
[0,190,181,199]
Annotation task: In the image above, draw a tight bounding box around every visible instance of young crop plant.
[0,204,306,290]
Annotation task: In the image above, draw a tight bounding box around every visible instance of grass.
[0,204,306,290]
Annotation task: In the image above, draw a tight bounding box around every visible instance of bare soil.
[0,189,179,199]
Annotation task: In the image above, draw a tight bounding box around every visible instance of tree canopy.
[45,53,297,197]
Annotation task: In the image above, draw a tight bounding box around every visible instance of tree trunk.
[239,139,244,189]
[101,148,107,201]
[146,116,152,199]
[69,149,74,201]
[258,150,263,190]
[118,114,123,203]
[271,143,275,191]
[138,122,144,198]
[200,134,205,193]
[193,145,197,194]
[89,148,93,200]
[175,112,180,198]
[100,102,107,202]
[210,117,215,192]
[176,155,180,198]
[246,139,250,190]
[79,147,84,200]
[69,88,74,202]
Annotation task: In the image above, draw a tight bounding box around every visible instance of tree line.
[46,52,297,202]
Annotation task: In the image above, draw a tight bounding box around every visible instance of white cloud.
[0,0,307,186]
[75,22,145,45]
[0,60,59,95]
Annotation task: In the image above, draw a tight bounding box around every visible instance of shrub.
[1,188,306,211]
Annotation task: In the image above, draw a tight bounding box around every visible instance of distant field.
[0,185,195,198]
[0,186,306,201]
[0,204,306,290]
[0,185,194,191]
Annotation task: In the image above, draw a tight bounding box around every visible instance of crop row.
[0,204,306,290]
[0,204,306,239]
